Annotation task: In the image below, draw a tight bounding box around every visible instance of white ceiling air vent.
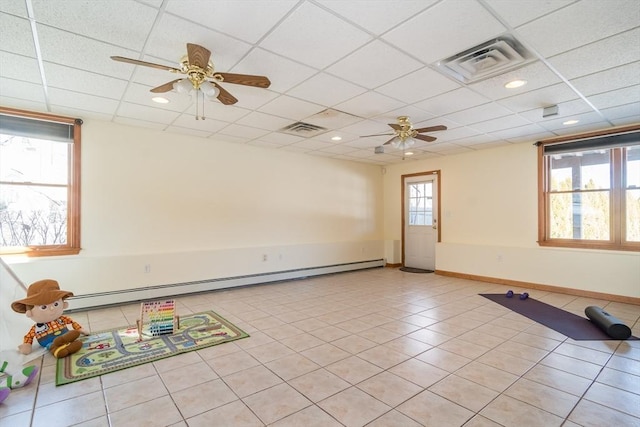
[435,35,533,84]
[278,121,328,137]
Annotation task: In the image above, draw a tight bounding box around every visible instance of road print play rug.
[56,310,248,385]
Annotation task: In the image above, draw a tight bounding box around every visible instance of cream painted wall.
[6,120,385,296]
[383,143,640,298]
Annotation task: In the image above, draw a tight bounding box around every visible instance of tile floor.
[1,268,639,427]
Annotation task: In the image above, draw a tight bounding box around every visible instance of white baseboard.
[68,259,385,311]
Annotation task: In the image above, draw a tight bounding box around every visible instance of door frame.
[401,170,441,267]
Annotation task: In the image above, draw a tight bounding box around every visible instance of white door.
[404,174,438,270]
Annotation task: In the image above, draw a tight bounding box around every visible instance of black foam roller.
[585,306,632,340]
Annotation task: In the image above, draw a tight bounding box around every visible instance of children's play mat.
[56,310,249,385]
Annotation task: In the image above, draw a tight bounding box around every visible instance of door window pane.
[408,182,432,226]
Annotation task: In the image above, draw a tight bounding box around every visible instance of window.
[537,125,640,251]
[408,182,433,226]
[0,107,82,256]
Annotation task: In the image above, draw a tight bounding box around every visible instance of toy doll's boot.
[0,361,38,389]
[0,387,9,404]
[50,330,83,358]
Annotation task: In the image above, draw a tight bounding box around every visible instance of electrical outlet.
[144,264,151,273]
[262,254,268,262]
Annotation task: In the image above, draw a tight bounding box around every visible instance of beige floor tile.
[429,374,499,412]
[406,328,452,346]
[152,350,202,373]
[504,378,579,417]
[462,414,504,426]
[553,342,612,365]
[242,383,312,425]
[480,395,564,427]
[357,371,422,407]
[356,345,410,369]
[540,353,603,379]
[101,362,157,389]
[331,335,378,354]
[172,378,238,419]
[108,395,182,427]
[382,336,432,357]
[568,398,640,427]
[159,359,218,393]
[0,410,33,427]
[389,358,448,388]
[300,343,351,366]
[523,364,592,396]
[397,390,474,426]
[31,390,106,427]
[264,353,320,381]
[205,350,260,376]
[278,332,325,352]
[596,367,640,394]
[606,353,640,375]
[510,331,563,351]
[493,340,550,362]
[357,326,401,344]
[223,365,282,398]
[186,399,263,427]
[104,375,168,412]
[288,368,351,402]
[583,381,640,417]
[245,341,296,364]
[308,325,352,342]
[318,386,391,427]
[477,348,537,376]
[438,338,492,359]
[415,347,471,372]
[454,361,518,393]
[270,405,343,427]
[325,355,383,385]
[35,376,102,408]
[365,409,423,427]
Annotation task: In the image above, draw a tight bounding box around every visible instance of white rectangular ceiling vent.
[435,35,534,84]
[279,121,328,137]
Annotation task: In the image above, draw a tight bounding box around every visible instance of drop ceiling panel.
[516,0,640,57]
[376,67,461,104]
[317,0,436,35]
[326,40,424,89]
[415,88,490,116]
[259,95,324,121]
[287,72,367,107]
[260,2,372,69]
[165,0,297,44]
[43,62,128,99]
[0,77,46,103]
[588,85,640,110]
[382,0,507,64]
[546,28,640,80]
[236,111,293,131]
[37,26,137,80]
[469,113,532,134]
[570,62,640,96]
[0,51,41,83]
[496,83,578,113]
[116,102,181,124]
[0,13,36,57]
[484,0,575,28]
[443,102,513,126]
[47,87,120,115]
[31,0,158,51]
[334,91,405,119]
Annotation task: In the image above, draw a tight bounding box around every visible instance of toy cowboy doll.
[11,279,89,358]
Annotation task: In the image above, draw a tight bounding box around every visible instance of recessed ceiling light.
[331,136,342,141]
[152,97,170,104]
[504,79,527,89]
[563,119,579,125]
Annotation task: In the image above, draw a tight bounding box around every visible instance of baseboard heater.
[68,259,385,311]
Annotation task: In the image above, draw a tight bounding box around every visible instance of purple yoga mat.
[480,294,637,341]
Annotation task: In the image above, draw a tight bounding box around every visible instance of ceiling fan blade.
[360,132,394,138]
[111,56,180,72]
[388,123,402,131]
[213,82,238,105]
[383,136,397,145]
[414,125,448,133]
[186,43,211,69]
[150,79,182,93]
[414,134,437,142]
[216,72,271,88]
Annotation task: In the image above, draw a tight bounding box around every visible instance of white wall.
[383,143,640,298]
[6,120,385,299]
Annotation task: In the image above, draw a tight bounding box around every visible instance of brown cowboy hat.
[11,279,74,313]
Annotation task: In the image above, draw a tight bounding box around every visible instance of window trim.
[537,124,640,252]
[0,106,82,257]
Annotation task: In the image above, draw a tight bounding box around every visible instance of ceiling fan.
[361,116,447,150]
[111,43,271,115]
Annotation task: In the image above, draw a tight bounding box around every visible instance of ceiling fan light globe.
[173,79,193,94]
[200,81,220,98]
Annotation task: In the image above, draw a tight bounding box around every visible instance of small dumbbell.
[506,290,514,298]
[519,292,529,300]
